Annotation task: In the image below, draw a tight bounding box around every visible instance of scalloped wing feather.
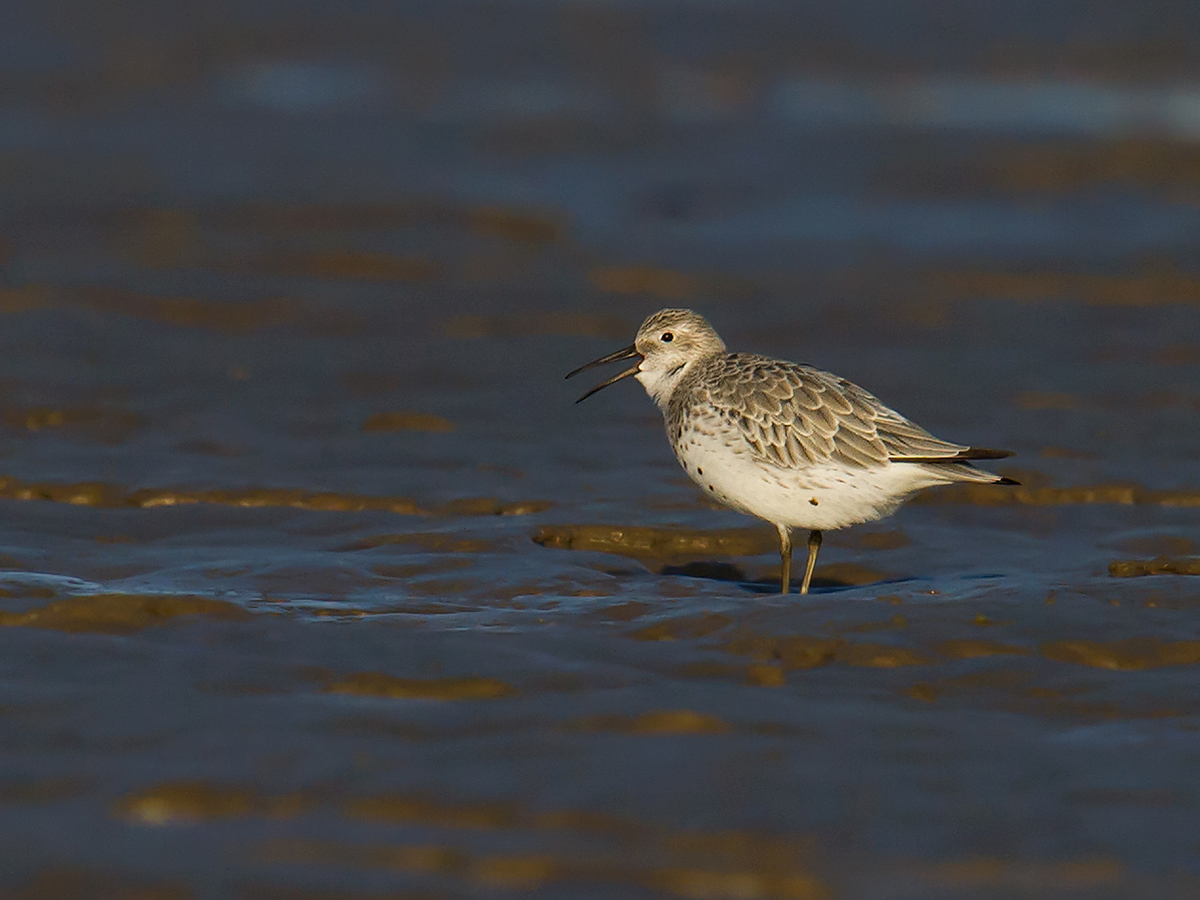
[701,356,970,470]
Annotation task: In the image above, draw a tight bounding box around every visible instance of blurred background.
[1,1,1199,898]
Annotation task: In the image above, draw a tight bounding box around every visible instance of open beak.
[565,344,643,403]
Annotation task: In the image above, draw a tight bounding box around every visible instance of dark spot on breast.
[697,467,703,476]
[809,497,819,506]
[707,484,715,491]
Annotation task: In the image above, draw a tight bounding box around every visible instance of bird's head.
[567,308,725,407]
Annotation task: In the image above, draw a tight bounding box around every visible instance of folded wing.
[703,356,997,470]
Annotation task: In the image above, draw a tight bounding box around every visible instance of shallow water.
[2,2,1200,898]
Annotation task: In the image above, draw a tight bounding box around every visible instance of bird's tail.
[893,448,1020,486]
[924,463,1019,485]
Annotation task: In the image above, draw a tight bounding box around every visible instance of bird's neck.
[635,354,715,409]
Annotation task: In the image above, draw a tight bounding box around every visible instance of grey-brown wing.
[703,356,971,469]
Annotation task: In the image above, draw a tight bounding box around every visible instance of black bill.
[565,344,643,403]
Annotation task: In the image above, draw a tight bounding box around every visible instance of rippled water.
[2,2,1200,898]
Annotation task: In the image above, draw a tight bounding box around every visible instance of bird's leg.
[800,529,822,595]
[777,524,792,594]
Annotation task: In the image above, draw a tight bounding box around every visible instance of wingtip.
[995,476,1021,486]
[889,447,1017,465]
[964,447,1015,460]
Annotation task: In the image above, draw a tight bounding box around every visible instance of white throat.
[635,359,691,409]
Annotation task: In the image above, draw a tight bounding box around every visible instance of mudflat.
[1,2,1199,897]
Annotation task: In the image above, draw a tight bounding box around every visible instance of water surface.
[2,2,1200,897]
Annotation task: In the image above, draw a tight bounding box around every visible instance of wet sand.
[2,1,1200,898]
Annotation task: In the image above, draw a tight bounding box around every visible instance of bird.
[566,308,1017,594]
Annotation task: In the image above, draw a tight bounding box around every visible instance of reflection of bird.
[568,308,1017,594]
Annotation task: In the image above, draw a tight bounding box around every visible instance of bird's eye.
[661,332,674,342]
